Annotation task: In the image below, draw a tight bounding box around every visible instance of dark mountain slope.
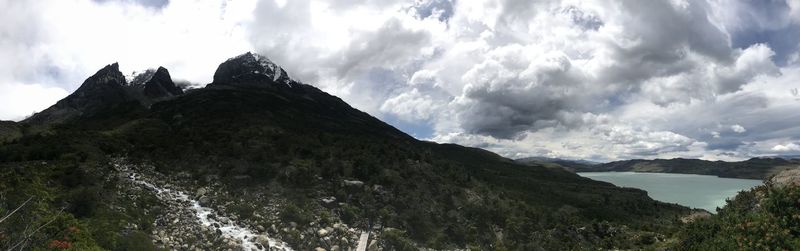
[578,158,800,179]
[1,53,689,250]
[0,121,21,143]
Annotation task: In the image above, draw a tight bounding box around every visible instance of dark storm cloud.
[599,1,733,86]
[453,0,740,140]
[456,49,587,139]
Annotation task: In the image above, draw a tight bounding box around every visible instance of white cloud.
[3,0,800,161]
[772,143,800,152]
[731,124,747,133]
[0,83,68,121]
[0,0,256,120]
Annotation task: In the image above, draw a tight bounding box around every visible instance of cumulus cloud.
[3,0,800,161]
[772,143,800,152]
[731,124,747,133]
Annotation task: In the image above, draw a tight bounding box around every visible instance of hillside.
[0,121,21,143]
[515,157,598,171]
[576,158,800,180]
[0,53,690,250]
[676,169,800,249]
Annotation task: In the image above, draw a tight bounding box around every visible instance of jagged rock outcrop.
[143,67,184,98]
[25,64,184,124]
[125,67,184,106]
[211,52,295,88]
[25,63,133,124]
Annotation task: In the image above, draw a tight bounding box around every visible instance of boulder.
[196,188,208,197]
[343,180,364,187]
[255,235,271,248]
[321,196,337,205]
[318,228,329,237]
[770,168,800,188]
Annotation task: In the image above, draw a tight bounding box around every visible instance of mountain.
[127,66,184,104]
[775,154,800,160]
[24,64,183,124]
[515,156,599,171]
[577,157,800,179]
[0,52,690,250]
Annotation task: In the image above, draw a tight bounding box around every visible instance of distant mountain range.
[515,156,599,171]
[574,157,800,179]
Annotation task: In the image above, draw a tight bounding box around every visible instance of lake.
[577,172,763,212]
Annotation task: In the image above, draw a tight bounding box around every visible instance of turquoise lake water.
[577,172,763,212]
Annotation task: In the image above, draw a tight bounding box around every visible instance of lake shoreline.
[577,170,764,181]
[578,172,763,212]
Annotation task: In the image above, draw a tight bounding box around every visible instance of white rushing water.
[116,162,292,250]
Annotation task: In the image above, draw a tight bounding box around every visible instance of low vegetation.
[677,179,800,249]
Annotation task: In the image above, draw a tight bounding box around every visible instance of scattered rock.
[199,196,211,205]
[318,228,329,237]
[321,196,337,205]
[343,180,364,187]
[196,187,208,197]
[256,235,271,248]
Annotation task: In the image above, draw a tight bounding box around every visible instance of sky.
[2,0,800,161]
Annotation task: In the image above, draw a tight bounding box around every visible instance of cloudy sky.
[2,0,800,161]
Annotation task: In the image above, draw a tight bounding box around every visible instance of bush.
[383,228,417,251]
[115,231,156,251]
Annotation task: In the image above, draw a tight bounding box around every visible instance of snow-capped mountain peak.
[212,52,294,87]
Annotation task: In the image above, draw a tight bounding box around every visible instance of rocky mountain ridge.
[0,52,691,250]
[24,63,184,124]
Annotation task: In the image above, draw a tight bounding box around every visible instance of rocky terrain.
[110,157,385,251]
[112,158,289,250]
